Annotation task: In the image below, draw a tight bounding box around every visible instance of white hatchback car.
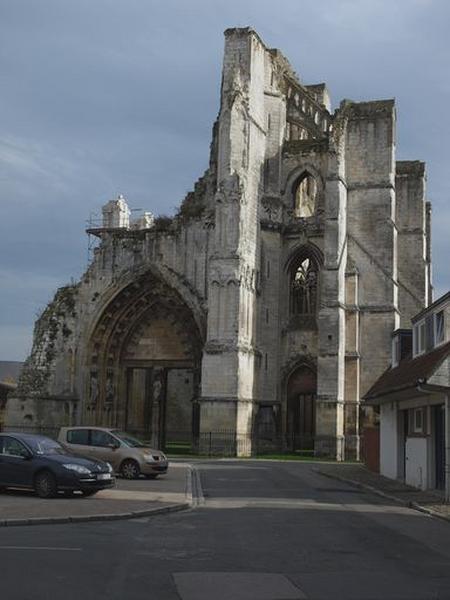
[58,427,168,479]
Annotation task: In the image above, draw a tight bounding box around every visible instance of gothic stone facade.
[9,28,432,459]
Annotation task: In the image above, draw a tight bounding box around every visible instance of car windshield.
[111,431,147,448]
[28,438,67,455]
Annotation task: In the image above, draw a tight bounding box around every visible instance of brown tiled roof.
[364,340,450,400]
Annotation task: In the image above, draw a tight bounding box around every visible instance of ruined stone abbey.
[8,28,432,459]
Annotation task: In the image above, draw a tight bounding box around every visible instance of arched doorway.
[286,365,316,451]
[85,271,204,451]
[122,310,198,449]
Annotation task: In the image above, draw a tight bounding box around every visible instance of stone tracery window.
[294,173,317,218]
[290,257,318,315]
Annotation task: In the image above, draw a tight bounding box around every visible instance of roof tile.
[364,340,450,400]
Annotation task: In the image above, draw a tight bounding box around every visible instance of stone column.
[150,367,165,449]
[344,269,360,460]
[316,119,347,460]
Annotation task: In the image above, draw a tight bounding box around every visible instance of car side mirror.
[23,452,33,460]
[108,442,119,450]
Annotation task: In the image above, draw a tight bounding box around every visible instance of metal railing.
[1,424,315,457]
[1,424,60,440]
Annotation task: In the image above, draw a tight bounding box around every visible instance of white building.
[365,292,450,500]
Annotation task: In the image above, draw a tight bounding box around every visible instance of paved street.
[1,460,450,599]
[0,463,189,524]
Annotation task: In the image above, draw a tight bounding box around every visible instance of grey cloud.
[1,0,449,359]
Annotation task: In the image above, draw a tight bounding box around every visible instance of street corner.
[0,462,193,527]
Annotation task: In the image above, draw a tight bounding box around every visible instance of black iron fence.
[1,424,60,440]
[0,424,315,457]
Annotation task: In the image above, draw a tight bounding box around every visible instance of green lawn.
[165,443,357,462]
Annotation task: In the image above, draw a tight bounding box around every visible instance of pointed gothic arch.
[84,270,205,449]
[292,171,318,218]
[286,361,317,451]
[286,244,323,316]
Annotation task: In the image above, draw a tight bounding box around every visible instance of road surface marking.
[0,546,82,551]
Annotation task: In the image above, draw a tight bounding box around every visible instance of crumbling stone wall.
[7,285,79,428]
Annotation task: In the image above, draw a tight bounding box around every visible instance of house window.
[293,174,317,218]
[419,321,426,353]
[413,408,424,434]
[414,311,445,355]
[392,336,400,367]
[425,315,434,351]
[435,310,445,345]
[414,320,426,356]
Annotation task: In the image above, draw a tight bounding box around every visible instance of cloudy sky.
[1,0,449,361]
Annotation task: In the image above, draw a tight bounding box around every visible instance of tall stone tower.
[200,31,268,451]
[200,28,430,458]
[9,28,431,461]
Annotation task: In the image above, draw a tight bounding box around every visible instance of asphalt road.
[1,460,450,600]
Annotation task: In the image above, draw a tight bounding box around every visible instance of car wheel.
[81,489,98,497]
[34,471,57,499]
[121,459,140,480]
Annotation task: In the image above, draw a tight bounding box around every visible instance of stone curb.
[407,501,450,523]
[0,502,190,528]
[314,468,450,524]
[0,462,197,528]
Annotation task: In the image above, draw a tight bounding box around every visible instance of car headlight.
[63,464,92,475]
[142,453,166,462]
[106,462,114,473]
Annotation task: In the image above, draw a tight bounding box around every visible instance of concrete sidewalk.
[316,463,450,521]
[0,462,193,527]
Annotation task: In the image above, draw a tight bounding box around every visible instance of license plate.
[97,473,112,480]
